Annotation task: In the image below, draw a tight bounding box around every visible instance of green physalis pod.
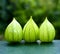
[39,17,55,42]
[23,16,39,42]
[5,18,23,42]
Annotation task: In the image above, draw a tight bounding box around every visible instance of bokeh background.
[0,0,60,40]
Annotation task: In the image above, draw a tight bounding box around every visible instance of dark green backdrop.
[0,0,60,39]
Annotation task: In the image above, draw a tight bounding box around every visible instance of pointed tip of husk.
[45,17,48,20]
[13,18,16,20]
[12,18,17,22]
[30,16,33,19]
[29,16,33,21]
[44,17,48,22]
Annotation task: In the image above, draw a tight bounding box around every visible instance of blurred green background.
[0,0,60,39]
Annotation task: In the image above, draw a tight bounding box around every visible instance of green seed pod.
[5,18,23,42]
[23,16,39,42]
[39,17,55,42]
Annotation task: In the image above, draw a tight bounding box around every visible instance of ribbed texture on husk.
[5,18,23,42]
[39,17,55,42]
[23,16,39,42]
